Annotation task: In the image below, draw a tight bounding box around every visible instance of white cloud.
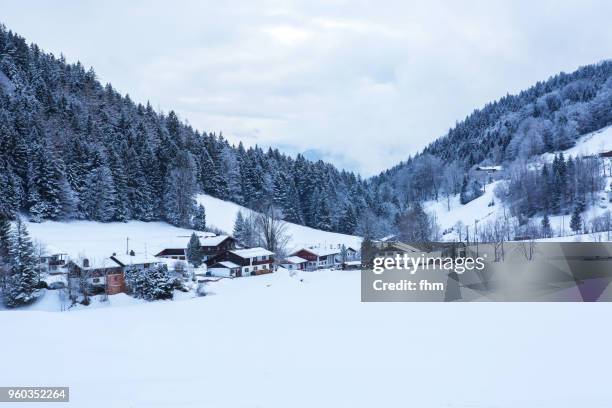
[2,0,612,175]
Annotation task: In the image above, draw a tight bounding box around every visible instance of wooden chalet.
[199,235,236,262]
[155,248,186,261]
[280,256,308,271]
[290,247,341,270]
[213,247,274,277]
[599,150,612,158]
[156,234,237,263]
[66,258,125,295]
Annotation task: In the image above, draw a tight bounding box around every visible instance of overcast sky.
[3,0,612,175]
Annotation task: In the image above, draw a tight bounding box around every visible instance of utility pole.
[126,237,130,255]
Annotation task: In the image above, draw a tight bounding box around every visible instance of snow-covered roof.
[343,260,362,266]
[210,261,240,269]
[294,247,340,257]
[230,247,274,258]
[476,165,502,171]
[281,256,308,264]
[110,254,162,267]
[199,235,233,246]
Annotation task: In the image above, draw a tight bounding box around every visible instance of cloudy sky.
[3,0,612,175]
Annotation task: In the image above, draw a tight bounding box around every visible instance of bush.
[125,265,174,301]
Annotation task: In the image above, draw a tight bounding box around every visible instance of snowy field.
[24,194,361,261]
[1,268,611,408]
[543,124,612,159]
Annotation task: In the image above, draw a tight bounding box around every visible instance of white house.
[215,247,275,277]
[207,261,241,278]
[290,247,341,270]
[280,256,308,270]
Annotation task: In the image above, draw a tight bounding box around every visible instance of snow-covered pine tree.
[233,211,245,243]
[0,212,11,261]
[541,213,552,238]
[570,205,583,234]
[163,151,198,228]
[186,232,203,267]
[107,149,129,222]
[3,218,39,307]
[125,264,173,301]
[28,144,65,220]
[146,264,174,300]
[338,204,357,235]
[82,165,117,222]
[192,204,206,231]
[459,175,469,205]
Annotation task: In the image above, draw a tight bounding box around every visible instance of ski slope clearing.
[544,124,612,159]
[424,181,503,237]
[24,195,361,260]
[1,269,611,408]
[196,193,362,251]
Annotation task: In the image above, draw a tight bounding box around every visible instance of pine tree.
[82,166,116,222]
[163,151,198,228]
[541,213,552,238]
[186,232,203,267]
[338,204,357,235]
[233,211,245,243]
[192,204,206,231]
[3,218,39,307]
[28,146,65,220]
[0,213,11,261]
[459,175,469,205]
[570,205,583,234]
[125,264,173,301]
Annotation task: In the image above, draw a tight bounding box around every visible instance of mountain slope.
[25,194,362,261]
[0,24,371,235]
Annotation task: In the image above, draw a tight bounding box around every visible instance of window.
[93,278,100,284]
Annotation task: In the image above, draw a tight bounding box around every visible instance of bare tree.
[256,204,291,257]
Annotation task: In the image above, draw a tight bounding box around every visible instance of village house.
[110,252,163,272]
[213,247,274,277]
[38,252,68,274]
[290,247,341,270]
[207,261,241,278]
[67,253,163,296]
[345,246,359,261]
[199,235,236,262]
[280,256,308,271]
[154,248,186,261]
[66,258,125,296]
[155,234,237,262]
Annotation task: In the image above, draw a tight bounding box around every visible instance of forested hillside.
[0,25,372,233]
[370,60,612,235]
[2,22,612,241]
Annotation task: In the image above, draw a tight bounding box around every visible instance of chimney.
[83,258,90,268]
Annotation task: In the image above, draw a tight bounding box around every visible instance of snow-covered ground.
[24,194,361,261]
[196,193,362,251]
[543,124,612,159]
[2,268,611,408]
